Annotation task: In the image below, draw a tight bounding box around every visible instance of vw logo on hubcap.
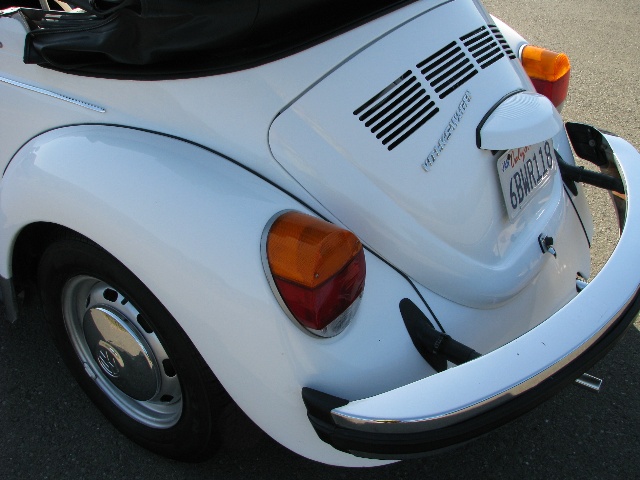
[96,340,124,378]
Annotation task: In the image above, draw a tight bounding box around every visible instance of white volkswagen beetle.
[0,0,638,468]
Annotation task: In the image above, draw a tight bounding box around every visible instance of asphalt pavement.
[1,0,639,478]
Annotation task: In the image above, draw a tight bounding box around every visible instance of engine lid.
[269,0,566,308]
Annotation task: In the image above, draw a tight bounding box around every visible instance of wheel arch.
[0,221,71,322]
[0,122,310,371]
[11,222,69,295]
[0,124,306,309]
[0,123,360,461]
[0,124,420,465]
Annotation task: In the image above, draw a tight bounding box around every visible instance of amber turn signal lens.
[521,45,570,82]
[265,211,366,337]
[521,45,571,107]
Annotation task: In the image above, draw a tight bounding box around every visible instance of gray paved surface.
[1,0,639,478]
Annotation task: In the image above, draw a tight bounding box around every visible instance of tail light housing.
[262,211,366,337]
[521,45,571,108]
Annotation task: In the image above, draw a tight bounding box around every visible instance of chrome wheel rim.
[62,275,182,428]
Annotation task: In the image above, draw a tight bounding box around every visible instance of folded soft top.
[8,0,413,78]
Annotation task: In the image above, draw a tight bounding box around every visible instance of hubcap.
[62,275,182,428]
[83,307,158,401]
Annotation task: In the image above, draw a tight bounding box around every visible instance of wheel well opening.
[11,222,81,301]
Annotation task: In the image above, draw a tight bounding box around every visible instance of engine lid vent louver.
[461,25,504,69]
[354,24,515,151]
[490,24,517,59]
[418,41,478,100]
[354,71,439,151]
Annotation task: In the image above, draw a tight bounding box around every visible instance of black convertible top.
[10,0,414,78]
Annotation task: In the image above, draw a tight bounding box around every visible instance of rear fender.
[0,124,423,466]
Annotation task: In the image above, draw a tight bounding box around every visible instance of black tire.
[38,235,231,461]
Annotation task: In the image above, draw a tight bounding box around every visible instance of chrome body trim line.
[0,76,106,113]
[574,373,603,393]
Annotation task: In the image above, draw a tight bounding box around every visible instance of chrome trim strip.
[574,373,603,392]
[259,210,303,332]
[0,76,106,113]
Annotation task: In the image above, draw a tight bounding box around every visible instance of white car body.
[0,0,638,467]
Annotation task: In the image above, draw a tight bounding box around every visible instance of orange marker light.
[521,45,571,107]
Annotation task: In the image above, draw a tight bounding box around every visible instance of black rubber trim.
[303,286,640,458]
[302,389,349,426]
[400,298,481,372]
[565,122,614,167]
[556,155,624,194]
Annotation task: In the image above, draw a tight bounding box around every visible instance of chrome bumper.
[303,130,640,459]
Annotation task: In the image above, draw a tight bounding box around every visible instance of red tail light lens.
[263,211,366,337]
[521,45,571,108]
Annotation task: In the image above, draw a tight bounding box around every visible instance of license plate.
[496,139,556,220]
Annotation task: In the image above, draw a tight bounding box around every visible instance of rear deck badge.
[423,91,472,171]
